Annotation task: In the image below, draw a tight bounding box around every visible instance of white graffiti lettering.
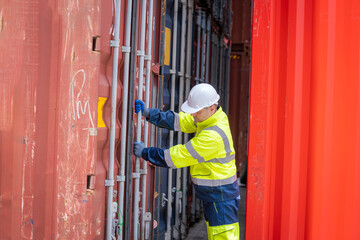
[70,69,95,128]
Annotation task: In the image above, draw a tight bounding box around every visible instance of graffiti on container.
[70,69,97,136]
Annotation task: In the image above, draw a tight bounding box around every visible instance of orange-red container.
[0,0,107,238]
[0,0,156,239]
[247,0,360,239]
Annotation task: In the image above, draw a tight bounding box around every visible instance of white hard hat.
[181,83,220,114]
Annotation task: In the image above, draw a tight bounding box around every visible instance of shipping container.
[0,0,234,239]
[2,0,359,239]
[247,0,360,239]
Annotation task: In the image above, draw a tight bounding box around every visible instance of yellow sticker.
[97,97,107,128]
[165,27,171,66]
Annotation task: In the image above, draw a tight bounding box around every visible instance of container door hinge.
[144,55,151,61]
[105,179,114,187]
[122,46,131,53]
[116,175,126,182]
[132,172,141,179]
[140,169,148,175]
[137,50,145,56]
[110,40,120,47]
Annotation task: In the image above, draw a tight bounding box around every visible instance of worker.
[133,83,240,239]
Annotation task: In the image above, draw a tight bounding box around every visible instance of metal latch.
[110,40,120,47]
[117,175,125,182]
[122,46,131,53]
[105,179,114,187]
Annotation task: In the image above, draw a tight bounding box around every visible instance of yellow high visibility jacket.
[164,107,239,202]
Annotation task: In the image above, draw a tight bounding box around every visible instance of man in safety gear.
[133,83,240,239]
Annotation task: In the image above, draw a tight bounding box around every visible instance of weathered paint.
[247,0,360,239]
[0,0,231,239]
[0,0,110,238]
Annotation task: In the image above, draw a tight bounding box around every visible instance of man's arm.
[135,100,176,130]
[147,108,176,130]
[133,142,169,168]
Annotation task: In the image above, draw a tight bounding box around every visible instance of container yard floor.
[186,182,246,240]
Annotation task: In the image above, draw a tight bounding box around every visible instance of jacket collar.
[196,106,223,129]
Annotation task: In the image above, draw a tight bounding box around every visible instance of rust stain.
[0,15,4,33]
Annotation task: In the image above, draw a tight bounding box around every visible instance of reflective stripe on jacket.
[164,107,239,201]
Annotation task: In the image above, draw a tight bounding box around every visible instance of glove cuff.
[142,108,150,118]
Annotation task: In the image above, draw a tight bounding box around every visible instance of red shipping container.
[247,0,360,239]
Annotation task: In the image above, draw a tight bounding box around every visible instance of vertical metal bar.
[118,0,133,239]
[173,0,187,239]
[154,0,165,237]
[192,6,200,222]
[191,188,196,222]
[195,8,201,85]
[133,0,148,238]
[210,33,215,86]
[181,0,194,237]
[214,34,218,88]
[124,0,139,238]
[223,47,231,113]
[205,16,211,83]
[212,37,216,87]
[165,0,179,239]
[106,0,121,239]
[219,38,224,104]
[201,11,206,82]
[218,36,223,96]
[214,35,217,84]
[141,0,154,239]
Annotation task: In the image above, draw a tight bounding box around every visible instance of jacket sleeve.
[147,108,197,133]
[147,108,175,130]
[142,147,169,168]
[164,130,220,169]
[173,112,197,133]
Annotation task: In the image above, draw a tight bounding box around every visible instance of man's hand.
[133,142,145,158]
[135,100,149,118]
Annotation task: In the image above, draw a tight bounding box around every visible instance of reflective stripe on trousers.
[206,221,240,240]
[203,196,240,239]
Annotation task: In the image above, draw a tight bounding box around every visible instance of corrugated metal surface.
[247,0,360,239]
[153,0,171,238]
[0,0,103,239]
[0,0,236,239]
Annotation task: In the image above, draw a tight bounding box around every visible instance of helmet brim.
[181,101,204,114]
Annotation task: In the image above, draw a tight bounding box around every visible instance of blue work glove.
[135,100,150,118]
[133,142,145,158]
